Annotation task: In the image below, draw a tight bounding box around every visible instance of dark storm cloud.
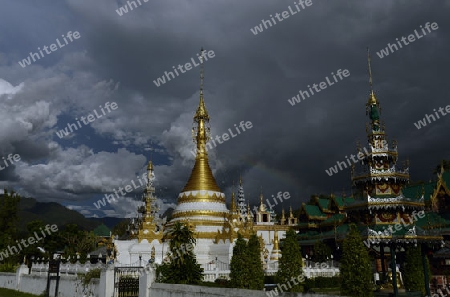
[0,0,449,216]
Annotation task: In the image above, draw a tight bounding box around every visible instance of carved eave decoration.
[429,174,450,210]
[177,190,226,204]
[214,217,254,243]
[345,194,424,212]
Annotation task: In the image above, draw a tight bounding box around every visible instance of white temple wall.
[0,265,100,297]
[194,238,231,265]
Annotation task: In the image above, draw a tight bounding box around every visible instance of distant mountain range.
[15,196,176,235]
[16,197,126,234]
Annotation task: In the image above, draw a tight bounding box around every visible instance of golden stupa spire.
[270,230,281,260]
[138,155,163,243]
[289,206,294,218]
[231,181,237,213]
[247,202,253,221]
[259,187,266,212]
[182,48,220,192]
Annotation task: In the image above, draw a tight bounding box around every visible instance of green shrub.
[0,262,19,272]
[304,276,341,291]
[82,268,102,285]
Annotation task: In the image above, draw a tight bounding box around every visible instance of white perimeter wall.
[19,274,100,297]
[0,272,16,290]
[0,265,100,297]
[150,283,339,297]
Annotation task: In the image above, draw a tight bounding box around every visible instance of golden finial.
[281,208,286,220]
[260,187,263,206]
[194,47,209,122]
[147,141,154,171]
[367,47,378,106]
[289,206,294,218]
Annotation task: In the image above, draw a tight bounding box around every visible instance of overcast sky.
[0,0,449,218]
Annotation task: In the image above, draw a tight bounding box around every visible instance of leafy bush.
[304,276,341,292]
[82,268,102,285]
[0,262,19,272]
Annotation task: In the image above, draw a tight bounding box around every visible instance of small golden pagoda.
[137,160,163,243]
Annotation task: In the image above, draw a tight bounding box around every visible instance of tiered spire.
[270,230,281,261]
[170,48,229,240]
[281,208,286,225]
[351,48,409,199]
[259,189,267,212]
[182,48,221,192]
[230,191,237,214]
[137,159,163,243]
[237,174,247,218]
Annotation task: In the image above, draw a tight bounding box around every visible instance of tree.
[229,233,264,290]
[403,245,429,295]
[112,219,130,238]
[340,224,373,297]
[246,234,265,290]
[0,190,20,264]
[276,228,303,292]
[156,221,203,284]
[313,241,331,263]
[59,224,97,263]
[229,233,249,288]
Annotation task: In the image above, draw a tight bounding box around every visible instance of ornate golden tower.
[170,48,229,239]
[137,160,163,243]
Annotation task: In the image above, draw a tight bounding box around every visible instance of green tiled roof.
[402,182,436,202]
[333,196,355,207]
[298,224,350,242]
[318,198,330,211]
[415,212,450,229]
[303,204,327,219]
[320,213,346,226]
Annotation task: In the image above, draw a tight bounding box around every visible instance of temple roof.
[402,182,435,202]
[320,213,346,227]
[300,204,327,220]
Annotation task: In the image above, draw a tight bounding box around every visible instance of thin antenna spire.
[199,47,204,95]
[149,140,153,160]
[367,47,373,92]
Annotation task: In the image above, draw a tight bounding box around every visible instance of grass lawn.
[0,288,40,297]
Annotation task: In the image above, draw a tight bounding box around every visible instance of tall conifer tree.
[340,224,373,297]
[230,233,249,288]
[403,245,429,295]
[247,233,265,290]
[276,228,303,292]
